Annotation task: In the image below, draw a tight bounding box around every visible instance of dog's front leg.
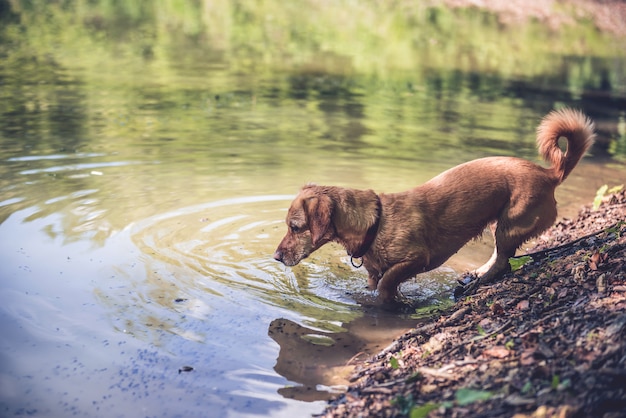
[367,273,380,291]
[376,261,424,303]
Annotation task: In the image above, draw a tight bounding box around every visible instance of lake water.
[1,2,625,417]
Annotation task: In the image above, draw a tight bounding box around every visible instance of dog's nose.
[273,250,283,263]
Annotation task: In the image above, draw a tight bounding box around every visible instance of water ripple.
[18,161,143,175]
[129,194,365,323]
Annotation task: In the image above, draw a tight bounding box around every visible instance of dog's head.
[273,186,334,266]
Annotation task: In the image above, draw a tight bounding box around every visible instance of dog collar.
[350,194,382,261]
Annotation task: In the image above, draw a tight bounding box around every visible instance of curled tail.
[536,108,596,184]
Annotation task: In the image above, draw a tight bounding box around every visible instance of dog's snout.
[273,250,284,263]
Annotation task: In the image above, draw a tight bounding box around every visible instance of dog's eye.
[290,225,301,233]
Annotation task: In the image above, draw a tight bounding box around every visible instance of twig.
[375,323,437,360]
[438,358,479,373]
[432,319,513,362]
[416,366,458,380]
[346,351,368,366]
[521,220,625,261]
[471,319,513,342]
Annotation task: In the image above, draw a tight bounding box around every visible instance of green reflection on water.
[0,0,624,244]
[0,0,625,244]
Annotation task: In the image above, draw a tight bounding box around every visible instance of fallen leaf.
[483,346,511,358]
[596,274,606,293]
[572,265,586,282]
[410,402,439,418]
[490,302,505,316]
[389,356,399,370]
[510,256,532,272]
[455,388,493,406]
[520,349,536,365]
[505,394,536,406]
[516,300,530,311]
[536,342,555,359]
[589,251,601,270]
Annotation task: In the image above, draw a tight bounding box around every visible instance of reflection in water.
[268,314,422,402]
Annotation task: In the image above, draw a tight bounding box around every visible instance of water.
[1,2,626,417]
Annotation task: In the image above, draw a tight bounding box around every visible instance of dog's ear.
[305,193,333,246]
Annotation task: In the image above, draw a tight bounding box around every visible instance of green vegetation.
[409,402,439,418]
[509,255,533,271]
[605,221,625,238]
[1,0,625,167]
[412,298,455,319]
[455,387,493,406]
[593,184,624,210]
[610,115,626,159]
[2,0,623,77]
[389,355,400,370]
[391,393,416,416]
[404,387,493,416]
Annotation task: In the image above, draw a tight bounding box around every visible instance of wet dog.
[274,109,595,303]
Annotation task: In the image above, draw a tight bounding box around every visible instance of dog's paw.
[457,273,476,286]
[454,275,480,300]
[453,285,467,300]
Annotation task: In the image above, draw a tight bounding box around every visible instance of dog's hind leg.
[460,222,520,296]
[475,246,513,285]
[473,222,498,277]
[476,198,558,286]
[473,247,498,278]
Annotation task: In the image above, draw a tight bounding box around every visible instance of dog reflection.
[268,315,415,401]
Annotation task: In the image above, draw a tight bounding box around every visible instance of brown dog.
[274,108,595,303]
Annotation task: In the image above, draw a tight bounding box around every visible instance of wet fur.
[274,109,595,303]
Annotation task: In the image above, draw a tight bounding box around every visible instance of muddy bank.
[319,187,626,417]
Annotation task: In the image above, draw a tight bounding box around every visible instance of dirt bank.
[319,187,626,417]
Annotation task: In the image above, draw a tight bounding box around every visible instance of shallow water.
[1,2,626,417]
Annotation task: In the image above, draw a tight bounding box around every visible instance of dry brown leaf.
[490,302,505,316]
[520,349,536,365]
[589,251,601,270]
[483,346,511,359]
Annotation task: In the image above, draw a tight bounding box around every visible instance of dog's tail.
[536,108,596,184]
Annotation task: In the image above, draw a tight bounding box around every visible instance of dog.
[273,108,595,303]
